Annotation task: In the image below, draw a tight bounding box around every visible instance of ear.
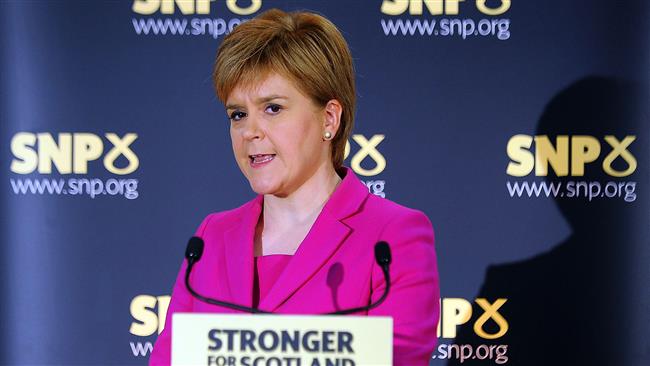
[323,99,343,137]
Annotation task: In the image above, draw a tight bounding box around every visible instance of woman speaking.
[150,9,439,366]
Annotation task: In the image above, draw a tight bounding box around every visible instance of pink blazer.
[150,167,440,365]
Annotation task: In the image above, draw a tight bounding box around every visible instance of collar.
[223,166,370,311]
[248,166,370,222]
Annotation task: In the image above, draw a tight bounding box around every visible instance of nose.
[241,114,264,141]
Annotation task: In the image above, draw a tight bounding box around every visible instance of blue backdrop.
[1,1,648,365]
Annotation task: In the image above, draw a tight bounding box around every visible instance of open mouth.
[249,154,276,165]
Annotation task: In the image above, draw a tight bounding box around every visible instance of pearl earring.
[323,131,333,140]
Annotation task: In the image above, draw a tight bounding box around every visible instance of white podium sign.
[172,313,393,366]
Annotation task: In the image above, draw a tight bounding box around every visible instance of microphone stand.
[184,237,392,316]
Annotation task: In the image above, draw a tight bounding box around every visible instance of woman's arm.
[149,214,216,366]
[368,209,440,366]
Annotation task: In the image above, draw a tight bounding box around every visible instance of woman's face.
[225,72,331,197]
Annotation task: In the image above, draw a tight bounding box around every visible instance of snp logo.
[344,134,387,177]
[130,294,170,336]
[381,0,511,16]
[439,298,508,339]
[10,132,139,175]
[507,135,637,177]
[132,0,261,15]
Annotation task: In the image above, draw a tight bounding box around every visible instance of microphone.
[326,241,391,315]
[185,236,204,264]
[183,237,392,315]
[184,236,270,313]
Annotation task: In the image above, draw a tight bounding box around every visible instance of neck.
[263,164,342,227]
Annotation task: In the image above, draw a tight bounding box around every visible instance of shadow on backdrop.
[447,76,648,366]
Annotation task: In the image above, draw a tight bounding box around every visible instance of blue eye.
[265,104,282,114]
[229,111,246,121]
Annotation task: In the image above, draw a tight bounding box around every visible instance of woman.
[150,9,439,365]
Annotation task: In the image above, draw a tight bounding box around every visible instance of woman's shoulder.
[339,166,431,227]
[359,193,434,230]
[364,192,428,217]
[193,196,260,236]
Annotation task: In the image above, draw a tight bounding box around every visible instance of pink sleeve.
[149,214,215,366]
[368,209,440,366]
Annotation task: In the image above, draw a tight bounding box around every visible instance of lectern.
[172,313,393,366]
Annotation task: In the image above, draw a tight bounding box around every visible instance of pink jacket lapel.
[222,167,370,312]
[222,195,262,308]
[259,212,351,311]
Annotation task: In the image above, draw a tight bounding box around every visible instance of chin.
[248,178,280,196]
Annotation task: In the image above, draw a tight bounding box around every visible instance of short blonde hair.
[213,9,356,170]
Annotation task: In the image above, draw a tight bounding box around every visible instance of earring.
[323,131,333,140]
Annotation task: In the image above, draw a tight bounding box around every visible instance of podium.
[172,313,393,366]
